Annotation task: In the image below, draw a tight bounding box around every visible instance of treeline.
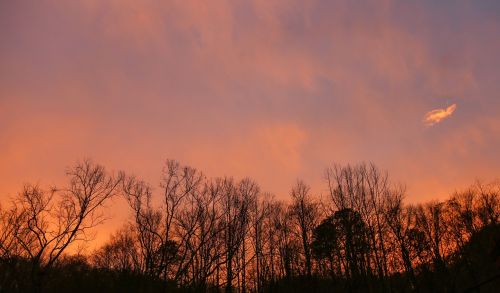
[1,159,500,292]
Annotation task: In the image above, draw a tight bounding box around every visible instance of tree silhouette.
[1,159,500,292]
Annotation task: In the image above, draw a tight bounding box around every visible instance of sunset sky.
[1,1,500,242]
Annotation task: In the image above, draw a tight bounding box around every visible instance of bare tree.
[92,224,140,272]
[122,176,164,277]
[384,188,418,289]
[218,178,252,292]
[475,181,500,226]
[325,162,399,287]
[249,192,273,292]
[415,201,448,272]
[10,159,123,291]
[270,201,299,280]
[289,180,319,278]
[0,204,24,260]
[237,178,259,293]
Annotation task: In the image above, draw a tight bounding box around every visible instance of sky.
[1,0,500,244]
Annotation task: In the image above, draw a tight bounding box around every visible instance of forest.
[1,159,499,292]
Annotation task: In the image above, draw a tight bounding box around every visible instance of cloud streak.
[423,104,457,126]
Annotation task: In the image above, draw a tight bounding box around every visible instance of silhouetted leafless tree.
[289,180,319,278]
[2,159,123,291]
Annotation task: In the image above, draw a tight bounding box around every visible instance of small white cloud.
[423,104,457,126]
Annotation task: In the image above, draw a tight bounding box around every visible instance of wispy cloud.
[423,104,457,126]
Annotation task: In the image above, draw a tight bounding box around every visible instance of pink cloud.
[423,104,457,126]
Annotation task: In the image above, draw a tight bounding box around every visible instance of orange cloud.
[423,104,457,126]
